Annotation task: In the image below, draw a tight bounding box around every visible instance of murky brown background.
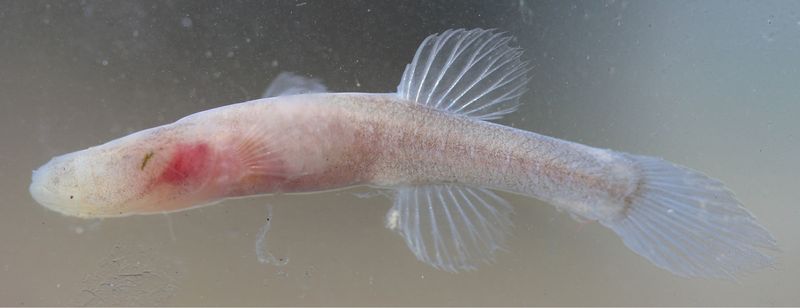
[1,0,799,305]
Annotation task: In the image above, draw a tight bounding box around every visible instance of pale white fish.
[29,28,777,279]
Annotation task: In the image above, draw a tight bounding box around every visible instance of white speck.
[213,71,221,78]
[101,59,109,66]
[353,190,385,199]
[385,209,400,230]
[181,16,193,28]
[666,209,674,214]
[245,37,251,43]
[226,51,234,58]
[296,2,307,7]
[74,226,84,234]
[204,50,213,58]
[355,78,361,88]
[271,60,279,67]
[42,18,50,25]
[132,30,139,37]
[56,283,61,288]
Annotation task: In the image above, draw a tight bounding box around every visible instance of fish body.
[32,93,633,221]
[30,29,777,278]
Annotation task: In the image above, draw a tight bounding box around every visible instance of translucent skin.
[30,93,635,220]
[31,94,361,217]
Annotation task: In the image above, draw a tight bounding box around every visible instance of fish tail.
[601,155,778,279]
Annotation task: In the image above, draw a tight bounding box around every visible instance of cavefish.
[29,28,777,279]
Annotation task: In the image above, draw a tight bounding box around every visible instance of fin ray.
[426,30,486,109]
[233,124,289,179]
[437,32,508,110]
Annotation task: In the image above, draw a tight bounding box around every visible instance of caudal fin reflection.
[604,155,778,279]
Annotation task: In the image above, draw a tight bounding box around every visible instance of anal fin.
[386,184,514,272]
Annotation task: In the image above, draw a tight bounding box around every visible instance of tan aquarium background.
[1,0,799,305]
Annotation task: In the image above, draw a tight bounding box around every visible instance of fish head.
[29,146,130,218]
[29,124,220,218]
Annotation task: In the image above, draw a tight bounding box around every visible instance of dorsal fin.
[397,28,530,121]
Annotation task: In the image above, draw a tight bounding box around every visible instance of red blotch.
[159,143,210,184]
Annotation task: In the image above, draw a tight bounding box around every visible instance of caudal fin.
[603,155,778,279]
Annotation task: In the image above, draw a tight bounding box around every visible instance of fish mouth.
[30,166,64,213]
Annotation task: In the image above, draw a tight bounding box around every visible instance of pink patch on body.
[159,143,211,184]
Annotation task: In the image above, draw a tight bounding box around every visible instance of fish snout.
[29,154,93,217]
[30,159,67,214]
